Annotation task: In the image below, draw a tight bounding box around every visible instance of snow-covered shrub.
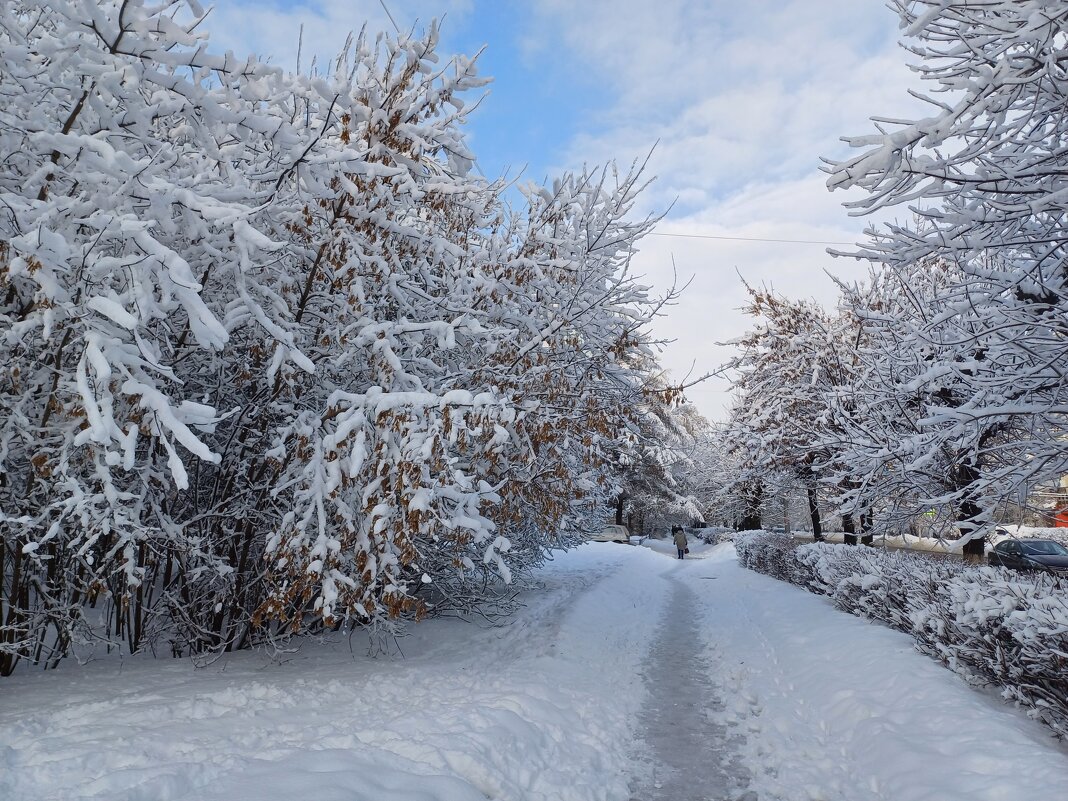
[734,532,812,586]
[915,569,1068,731]
[792,543,966,634]
[696,527,734,546]
[738,533,1068,737]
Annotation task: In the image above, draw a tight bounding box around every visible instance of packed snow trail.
[672,543,1068,801]
[3,542,1068,801]
[630,573,749,800]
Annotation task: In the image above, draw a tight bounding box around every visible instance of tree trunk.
[956,459,986,559]
[859,509,874,546]
[842,513,857,545]
[615,493,625,526]
[738,512,762,531]
[738,480,763,531]
[958,499,986,558]
[807,483,823,541]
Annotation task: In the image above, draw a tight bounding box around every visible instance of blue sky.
[438,4,608,186]
[212,1,611,184]
[209,0,926,421]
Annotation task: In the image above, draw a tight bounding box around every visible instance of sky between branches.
[210,0,926,421]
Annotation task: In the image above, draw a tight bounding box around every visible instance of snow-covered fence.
[735,532,1068,739]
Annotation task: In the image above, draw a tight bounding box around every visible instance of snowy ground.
[3,543,1067,801]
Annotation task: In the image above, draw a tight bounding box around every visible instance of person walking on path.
[672,526,688,559]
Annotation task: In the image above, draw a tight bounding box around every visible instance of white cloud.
[630,186,854,421]
[205,0,474,70]
[524,0,930,420]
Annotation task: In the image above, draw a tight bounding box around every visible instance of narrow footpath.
[630,572,751,801]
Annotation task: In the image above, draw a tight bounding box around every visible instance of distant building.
[1053,476,1068,527]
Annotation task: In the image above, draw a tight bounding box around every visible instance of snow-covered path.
[674,544,1068,801]
[3,542,1068,801]
[630,573,748,800]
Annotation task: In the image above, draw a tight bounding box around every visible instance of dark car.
[988,539,1068,576]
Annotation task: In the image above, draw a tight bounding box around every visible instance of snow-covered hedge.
[736,532,1068,738]
[695,527,734,546]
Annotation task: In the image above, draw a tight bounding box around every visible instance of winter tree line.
[708,1,1068,552]
[0,1,707,675]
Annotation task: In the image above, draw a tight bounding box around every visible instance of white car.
[591,524,630,544]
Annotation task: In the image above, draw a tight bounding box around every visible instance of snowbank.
[0,544,670,801]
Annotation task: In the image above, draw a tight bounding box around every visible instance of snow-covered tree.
[825,260,1027,549]
[0,2,672,673]
[721,286,858,538]
[610,385,708,532]
[683,429,741,528]
[826,0,1068,542]
[0,0,297,672]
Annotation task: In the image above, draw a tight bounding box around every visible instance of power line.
[378,0,401,33]
[649,231,855,246]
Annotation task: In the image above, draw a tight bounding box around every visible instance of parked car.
[590,524,630,544]
[988,539,1068,575]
